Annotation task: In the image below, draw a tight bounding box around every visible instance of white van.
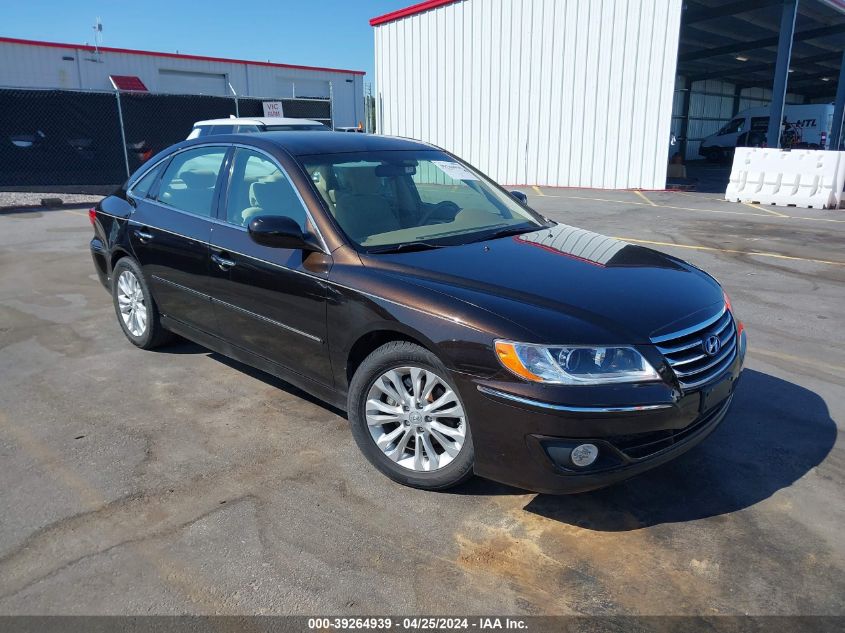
[699,103,835,161]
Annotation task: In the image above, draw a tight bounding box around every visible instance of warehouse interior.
[672,0,845,172]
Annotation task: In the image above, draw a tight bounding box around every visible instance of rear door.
[208,147,333,386]
[128,145,229,335]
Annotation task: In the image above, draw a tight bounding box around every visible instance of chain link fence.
[0,87,333,188]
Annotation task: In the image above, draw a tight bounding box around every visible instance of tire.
[347,341,475,491]
[704,148,722,163]
[111,257,173,350]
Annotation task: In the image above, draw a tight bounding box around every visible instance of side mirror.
[510,190,528,205]
[248,215,318,251]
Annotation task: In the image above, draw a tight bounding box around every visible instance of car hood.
[360,223,725,344]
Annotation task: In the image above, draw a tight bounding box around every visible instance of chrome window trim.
[476,385,674,413]
[128,142,329,254]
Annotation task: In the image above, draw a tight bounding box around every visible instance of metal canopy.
[678,0,845,100]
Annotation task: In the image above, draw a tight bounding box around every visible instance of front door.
[128,145,228,335]
[209,147,333,387]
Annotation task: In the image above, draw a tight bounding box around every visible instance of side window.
[750,117,769,131]
[720,118,744,135]
[224,149,308,229]
[129,162,164,199]
[236,125,260,133]
[156,147,227,217]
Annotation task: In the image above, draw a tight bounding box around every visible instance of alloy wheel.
[365,366,466,472]
[116,270,147,337]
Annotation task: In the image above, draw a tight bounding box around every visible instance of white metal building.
[0,37,366,127]
[372,0,845,190]
[372,0,684,189]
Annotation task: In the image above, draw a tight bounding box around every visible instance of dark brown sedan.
[90,132,745,493]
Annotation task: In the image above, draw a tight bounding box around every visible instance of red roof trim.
[0,36,366,75]
[370,0,461,26]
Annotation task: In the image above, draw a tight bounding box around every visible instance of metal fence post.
[329,81,335,130]
[114,90,131,178]
[228,81,239,117]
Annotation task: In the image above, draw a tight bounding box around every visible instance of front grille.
[652,307,737,390]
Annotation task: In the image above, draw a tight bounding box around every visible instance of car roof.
[192,117,322,126]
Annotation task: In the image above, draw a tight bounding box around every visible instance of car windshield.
[299,150,545,251]
[264,124,328,132]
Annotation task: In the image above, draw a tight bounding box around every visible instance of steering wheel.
[418,200,460,225]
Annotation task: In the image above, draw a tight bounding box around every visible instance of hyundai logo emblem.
[703,335,721,356]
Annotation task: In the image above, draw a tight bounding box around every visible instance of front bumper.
[457,332,745,494]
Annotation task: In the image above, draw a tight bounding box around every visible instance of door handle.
[211,253,236,270]
[134,229,154,243]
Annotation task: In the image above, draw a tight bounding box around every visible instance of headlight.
[494,340,660,385]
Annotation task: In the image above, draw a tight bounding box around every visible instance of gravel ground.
[0,192,102,210]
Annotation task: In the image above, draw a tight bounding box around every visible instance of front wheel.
[347,341,474,490]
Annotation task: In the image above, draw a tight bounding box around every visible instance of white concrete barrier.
[725,148,845,209]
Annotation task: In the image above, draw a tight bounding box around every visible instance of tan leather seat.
[241,173,307,227]
[161,170,217,215]
[334,168,400,242]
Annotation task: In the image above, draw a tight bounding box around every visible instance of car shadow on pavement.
[520,369,837,530]
[154,340,347,417]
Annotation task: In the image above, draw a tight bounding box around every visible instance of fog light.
[571,443,599,467]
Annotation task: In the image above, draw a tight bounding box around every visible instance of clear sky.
[1,0,412,82]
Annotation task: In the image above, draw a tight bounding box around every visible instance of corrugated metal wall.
[671,77,806,160]
[374,0,683,189]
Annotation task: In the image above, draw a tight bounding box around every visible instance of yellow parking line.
[616,237,845,267]
[740,201,789,218]
[531,185,545,196]
[553,194,845,223]
[633,190,657,206]
[749,348,845,375]
[563,195,773,218]
[790,215,845,224]
[62,209,88,217]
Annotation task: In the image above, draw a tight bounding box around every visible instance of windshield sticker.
[431,160,478,181]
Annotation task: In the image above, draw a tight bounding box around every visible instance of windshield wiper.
[467,225,537,243]
[368,242,447,254]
